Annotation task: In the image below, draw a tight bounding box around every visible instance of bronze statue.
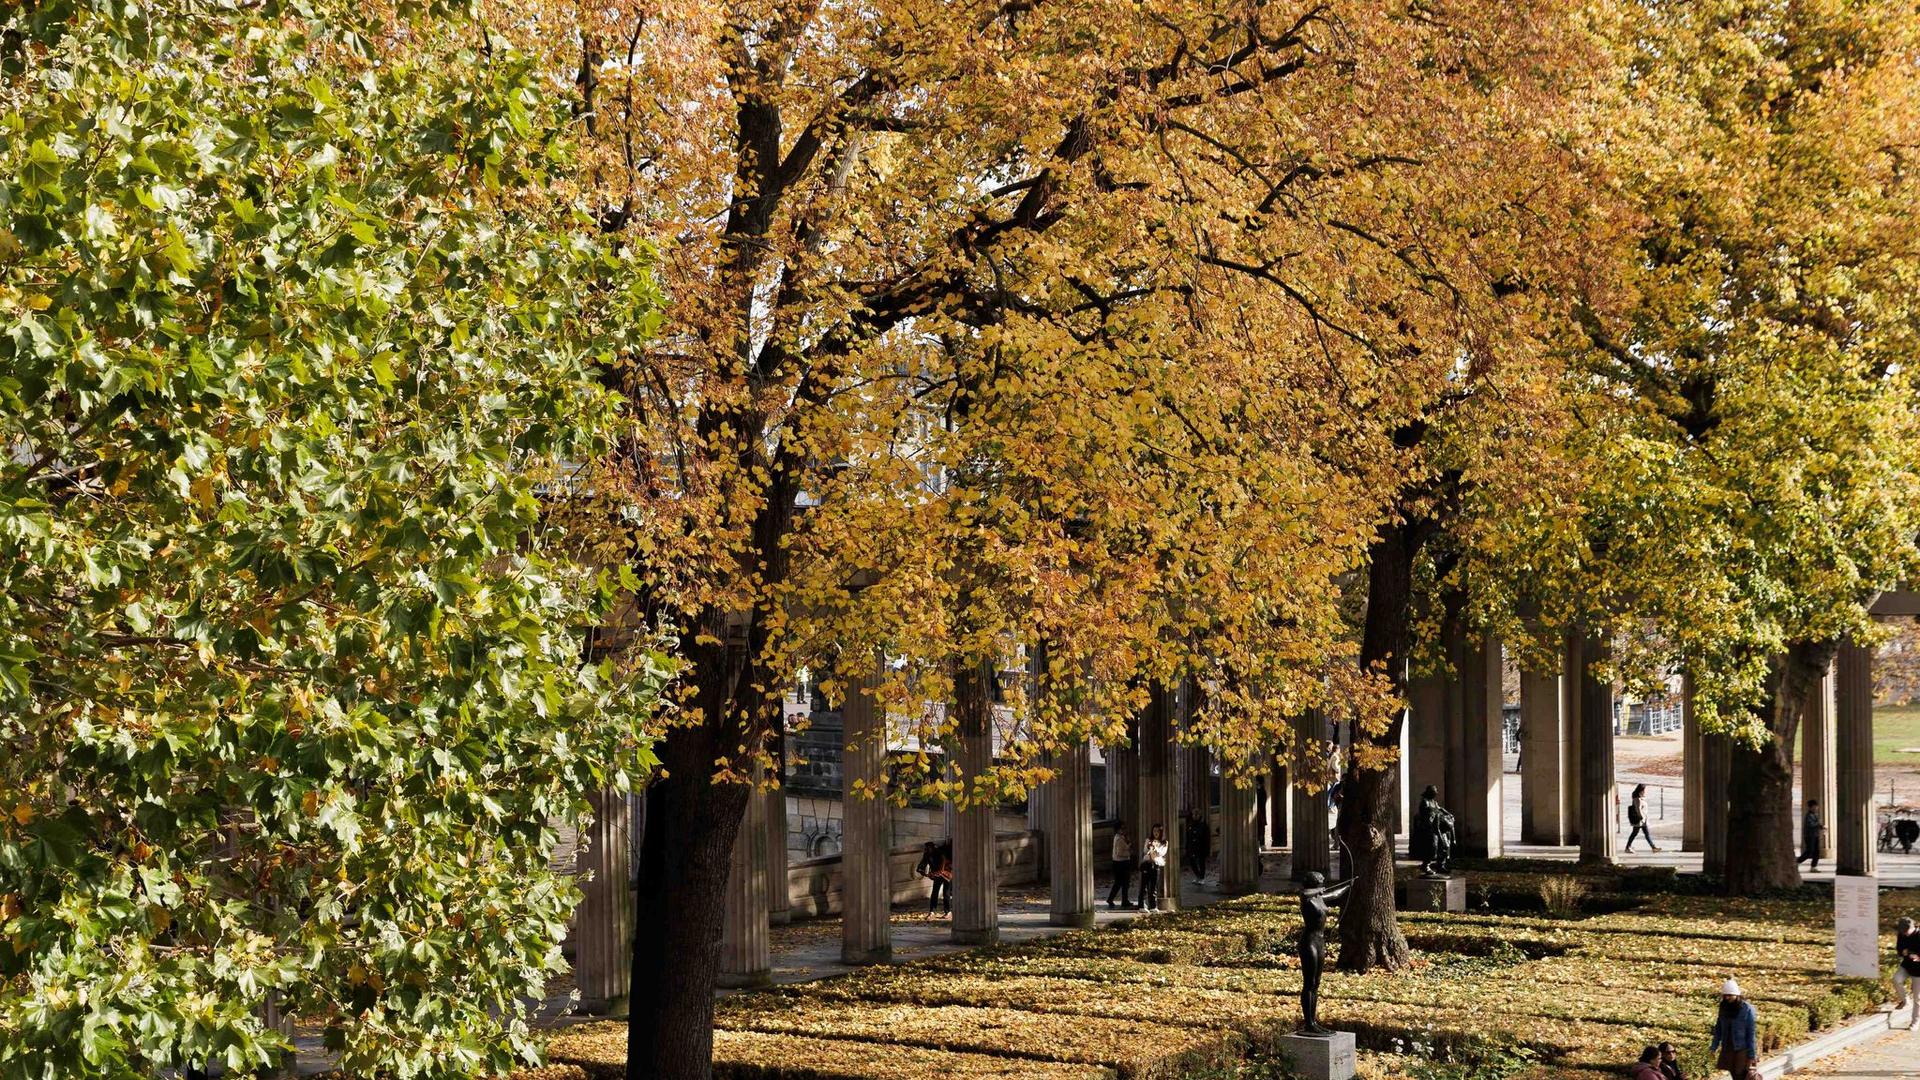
[1409,784,1455,878]
[1297,869,1353,1035]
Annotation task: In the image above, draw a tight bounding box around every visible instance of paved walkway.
[1797,1012,1920,1077]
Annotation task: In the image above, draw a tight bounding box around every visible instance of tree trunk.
[627,625,755,1080]
[1723,640,1835,894]
[1335,519,1423,972]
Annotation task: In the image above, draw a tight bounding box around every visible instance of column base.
[768,909,792,926]
[716,969,773,990]
[951,928,999,946]
[575,994,629,1018]
[840,944,892,966]
[1048,909,1096,928]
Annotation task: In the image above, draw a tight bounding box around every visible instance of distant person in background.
[1513,724,1524,774]
[1708,978,1758,1079]
[1625,783,1660,852]
[1108,826,1137,910]
[914,840,952,915]
[1184,811,1211,884]
[1630,1045,1663,1080]
[1140,824,1170,911]
[1895,817,1919,855]
[1895,916,1920,1028]
[1797,799,1824,871]
[1657,1041,1686,1080]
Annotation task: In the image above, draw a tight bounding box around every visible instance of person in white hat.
[1708,978,1758,1078]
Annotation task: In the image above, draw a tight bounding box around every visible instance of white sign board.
[1834,874,1879,978]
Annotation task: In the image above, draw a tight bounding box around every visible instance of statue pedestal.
[1278,1031,1356,1080]
[1399,875,1465,912]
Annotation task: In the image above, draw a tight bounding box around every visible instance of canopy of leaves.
[0,2,665,1075]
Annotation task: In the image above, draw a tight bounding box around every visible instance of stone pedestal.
[1049,742,1095,927]
[1278,1031,1357,1080]
[1399,875,1466,913]
[841,667,891,965]
[574,785,633,1015]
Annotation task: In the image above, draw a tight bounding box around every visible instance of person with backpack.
[1625,783,1659,852]
[1107,825,1137,910]
[1708,978,1758,1079]
[1797,799,1824,872]
[914,839,952,915]
[1895,915,1920,1028]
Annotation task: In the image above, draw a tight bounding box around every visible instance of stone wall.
[784,795,1025,859]
[781,820,1118,919]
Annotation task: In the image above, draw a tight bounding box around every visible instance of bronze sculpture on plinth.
[1409,784,1456,878]
[1296,869,1353,1035]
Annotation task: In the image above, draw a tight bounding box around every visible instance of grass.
[1874,705,1920,768]
[530,869,1909,1080]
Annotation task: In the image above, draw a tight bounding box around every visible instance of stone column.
[718,781,771,988]
[1407,671,1448,810]
[1106,734,1140,841]
[952,663,999,945]
[1048,741,1095,926]
[574,786,633,1014]
[1575,632,1615,865]
[1290,711,1331,880]
[1138,684,1182,909]
[766,737,791,925]
[1802,660,1838,862]
[1835,641,1876,877]
[841,665,891,965]
[1560,634,1586,847]
[1266,757,1289,847]
[1459,629,1505,859]
[1701,730,1731,877]
[1026,780,1050,878]
[1681,677,1704,853]
[1520,668,1569,844]
[1219,758,1259,894]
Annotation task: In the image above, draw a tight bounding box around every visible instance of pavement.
[1794,1011,1920,1077]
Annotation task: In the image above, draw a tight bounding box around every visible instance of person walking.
[1184,811,1211,884]
[1656,1041,1686,1080]
[1625,783,1660,852]
[1107,826,1137,910]
[1630,1046,1664,1080]
[1140,824,1169,912]
[1708,978,1758,1079]
[1895,915,1920,1028]
[1797,799,1824,872]
[915,839,953,915]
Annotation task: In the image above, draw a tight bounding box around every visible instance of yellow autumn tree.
[494,0,1623,1071]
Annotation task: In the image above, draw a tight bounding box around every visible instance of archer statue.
[1297,868,1354,1035]
[1409,784,1456,878]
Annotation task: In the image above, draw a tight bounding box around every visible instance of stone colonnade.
[580,596,1910,995]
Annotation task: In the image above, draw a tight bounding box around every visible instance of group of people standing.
[1107,812,1215,911]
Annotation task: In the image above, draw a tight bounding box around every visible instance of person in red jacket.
[1631,1045,1664,1080]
